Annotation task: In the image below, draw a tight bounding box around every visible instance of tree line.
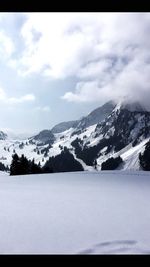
[0,162,9,172]
[10,153,53,176]
[8,137,150,175]
[101,156,123,170]
[10,148,83,176]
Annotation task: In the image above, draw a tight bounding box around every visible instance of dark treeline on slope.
[0,162,9,172]
[44,147,83,172]
[101,156,123,170]
[10,148,83,176]
[139,140,150,170]
[71,137,104,166]
[71,136,125,166]
[10,153,53,176]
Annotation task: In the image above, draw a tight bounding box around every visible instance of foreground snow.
[0,171,150,254]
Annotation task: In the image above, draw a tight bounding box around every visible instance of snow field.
[0,171,150,254]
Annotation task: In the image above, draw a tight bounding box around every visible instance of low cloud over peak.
[0,13,150,131]
[4,13,150,108]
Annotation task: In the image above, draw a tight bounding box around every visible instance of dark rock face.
[139,140,150,171]
[94,107,150,148]
[71,102,150,166]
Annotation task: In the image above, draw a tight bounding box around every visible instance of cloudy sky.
[0,12,150,135]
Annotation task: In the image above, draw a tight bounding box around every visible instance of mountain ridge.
[0,99,149,172]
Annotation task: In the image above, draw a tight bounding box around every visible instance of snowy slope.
[97,139,149,171]
[0,171,150,254]
[119,139,149,170]
[0,100,150,171]
[0,125,96,169]
[0,120,148,171]
[0,138,53,167]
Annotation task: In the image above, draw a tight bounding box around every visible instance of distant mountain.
[4,129,35,140]
[0,131,7,140]
[51,101,115,135]
[51,120,79,134]
[31,130,55,145]
[76,100,116,130]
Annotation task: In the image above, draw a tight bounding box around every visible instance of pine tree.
[101,156,123,170]
[93,159,97,170]
[10,153,20,175]
[44,150,48,157]
[0,162,9,172]
[19,154,29,175]
[29,159,41,174]
[10,154,53,176]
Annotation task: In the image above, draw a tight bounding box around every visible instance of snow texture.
[0,171,150,254]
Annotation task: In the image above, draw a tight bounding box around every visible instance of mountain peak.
[77,100,116,129]
[114,100,147,112]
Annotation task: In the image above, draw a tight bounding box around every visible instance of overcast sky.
[0,12,150,135]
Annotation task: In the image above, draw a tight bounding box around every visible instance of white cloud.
[0,87,35,104]
[0,87,6,100]
[12,13,115,78]
[8,13,150,106]
[0,31,14,58]
[63,55,150,106]
[77,59,113,79]
[62,81,101,103]
[8,94,35,104]
[34,106,50,112]
[42,106,50,112]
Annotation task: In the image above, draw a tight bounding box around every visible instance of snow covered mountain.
[51,120,79,134]
[51,100,115,134]
[0,100,150,171]
[0,131,7,140]
[30,130,55,145]
[76,100,115,130]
